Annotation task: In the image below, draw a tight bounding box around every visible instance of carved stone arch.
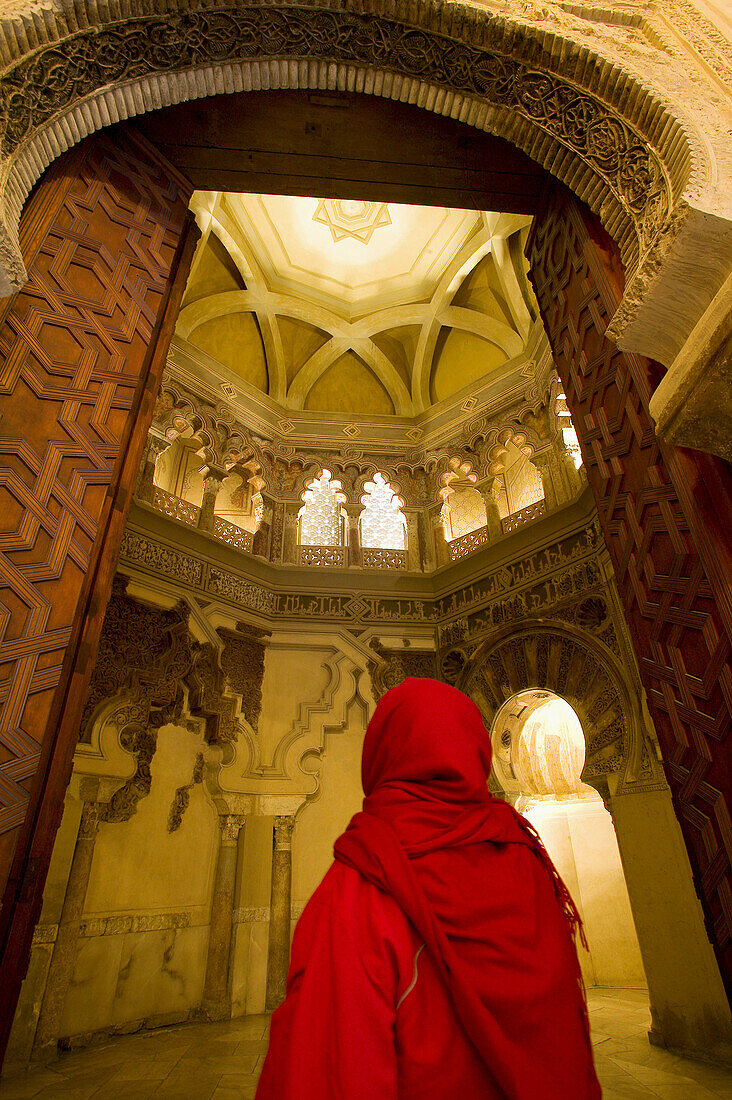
[455,620,644,790]
[0,0,723,364]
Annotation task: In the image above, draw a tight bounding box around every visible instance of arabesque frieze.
[119,509,614,646]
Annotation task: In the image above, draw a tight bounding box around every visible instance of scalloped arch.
[454,621,643,783]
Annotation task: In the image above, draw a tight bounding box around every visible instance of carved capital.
[273,815,295,851]
[219,813,247,844]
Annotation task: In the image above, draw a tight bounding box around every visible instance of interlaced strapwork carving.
[0,131,191,838]
[528,188,732,978]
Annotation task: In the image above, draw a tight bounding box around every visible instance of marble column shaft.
[33,801,101,1056]
[480,477,504,541]
[532,451,559,512]
[345,505,362,567]
[137,436,170,504]
[265,815,295,1011]
[201,814,246,1020]
[197,465,227,533]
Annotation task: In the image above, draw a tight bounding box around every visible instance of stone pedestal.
[201,814,246,1021]
[32,801,102,1059]
[197,464,227,533]
[265,815,295,1011]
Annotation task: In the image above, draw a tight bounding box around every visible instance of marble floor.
[0,988,731,1099]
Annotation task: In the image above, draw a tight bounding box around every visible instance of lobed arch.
[0,0,725,369]
[448,620,645,792]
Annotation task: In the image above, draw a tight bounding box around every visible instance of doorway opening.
[490,690,646,991]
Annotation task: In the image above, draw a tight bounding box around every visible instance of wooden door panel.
[528,187,732,991]
[0,128,196,1061]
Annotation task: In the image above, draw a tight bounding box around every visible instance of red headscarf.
[334,677,600,1099]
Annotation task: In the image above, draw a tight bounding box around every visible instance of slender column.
[480,477,503,541]
[345,505,362,567]
[136,434,170,504]
[433,514,450,567]
[269,500,285,563]
[556,437,584,499]
[252,497,272,558]
[265,815,295,1011]
[32,801,102,1058]
[197,463,227,533]
[531,450,559,511]
[283,510,299,564]
[201,813,246,1020]
[405,511,420,571]
[418,511,435,573]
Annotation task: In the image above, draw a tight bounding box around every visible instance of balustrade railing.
[362,548,407,570]
[501,499,546,534]
[448,526,490,560]
[152,487,200,527]
[298,545,347,568]
[213,516,254,552]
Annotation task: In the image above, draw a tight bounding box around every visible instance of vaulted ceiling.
[176,191,539,419]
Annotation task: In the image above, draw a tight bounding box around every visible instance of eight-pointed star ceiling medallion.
[313,198,392,244]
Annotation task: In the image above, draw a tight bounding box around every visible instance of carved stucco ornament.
[0,3,672,257]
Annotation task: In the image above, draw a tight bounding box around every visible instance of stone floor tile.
[2,988,732,1099]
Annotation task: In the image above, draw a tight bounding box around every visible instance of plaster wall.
[257,646,333,772]
[292,703,367,906]
[526,796,645,989]
[58,724,217,1040]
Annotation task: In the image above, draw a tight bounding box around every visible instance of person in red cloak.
[255,677,602,1099]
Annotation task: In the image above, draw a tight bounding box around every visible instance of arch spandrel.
[453,619,645,789]
[0,0,727,370]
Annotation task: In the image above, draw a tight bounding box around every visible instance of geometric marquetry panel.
[0,130,192,864]
[528,188,732,989]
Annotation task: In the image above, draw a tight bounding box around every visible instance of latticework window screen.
[505,455,544,514]
[298,469,345,547]
[441,486,488,542]
[360,472,406,550]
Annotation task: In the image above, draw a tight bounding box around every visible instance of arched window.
[441,486,487,542]
[360,472,406,550]
[502,440,544,515]
[298,469,345,548]
[440,459,488,557]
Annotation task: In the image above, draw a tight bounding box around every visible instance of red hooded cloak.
[256,677,601,1099]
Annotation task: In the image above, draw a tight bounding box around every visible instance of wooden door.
[528,186,732,994]
[0,127,197,1061]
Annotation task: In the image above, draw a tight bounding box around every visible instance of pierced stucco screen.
[442,486,488,542]
[298,469,345,547]
[504,450,544,514]
[360,472,406,550]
